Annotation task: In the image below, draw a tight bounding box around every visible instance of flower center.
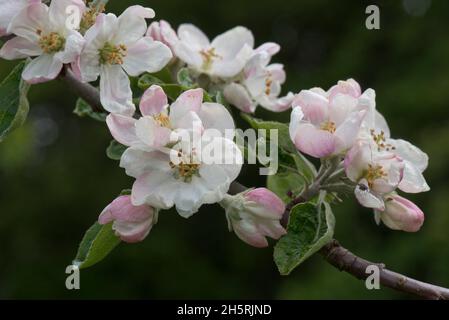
[153,113,170,128]
[38,31,65,54]
[364,164,387,187]
[80,5,105,33]
[370,129,395,152]
[200,48,221,71]
[99,42,127,65]
[320,121,336,133]
[169,149,200,182]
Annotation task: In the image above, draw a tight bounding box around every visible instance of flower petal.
[398,161,430,193]
[354,181,385,210]
[139,85,168,116]
[0,36,42,60]
[22,54,63,84]
[292,90,329,125]
[122,37,172,76]
[8,2,49,43]
[177,23,209,50]
[293,123,336,158]
[106,113,139,147]
[99,65,135,116]
[169,88,203,127]
[198,102,235,134]
[334,109,366,153]
[114,5,155,45]
[212,26,254,60]
[224,83,256,113]
[48,0,85,31]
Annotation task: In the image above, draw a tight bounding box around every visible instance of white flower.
[76,5,172,115]
[345,141,404,210]
[224,43,294,113]
[0,0,86,83]
[174,24,254,78]
[106,86,241,217]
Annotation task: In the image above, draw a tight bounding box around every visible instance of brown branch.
[59,65,449,300]
[320,240,449,300]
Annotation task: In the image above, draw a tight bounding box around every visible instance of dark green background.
[1,0,448,299]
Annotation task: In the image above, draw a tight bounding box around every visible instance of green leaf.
[106,139,126,160]
[267,172,305,203]
[177,68,195,88]
[120,189,131,196]
[73,98,107,122]
[137,73,164,89]
[0,61,30,142]
[73,222,121,269]
[274,202,335,275]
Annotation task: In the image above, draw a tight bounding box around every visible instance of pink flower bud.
[328,78,362,101]
[379,195,424,232]
[146,20,178,53]
[99,195,156,243]
[221,188,286,248]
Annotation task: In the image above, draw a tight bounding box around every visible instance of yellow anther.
[38,32,65,54]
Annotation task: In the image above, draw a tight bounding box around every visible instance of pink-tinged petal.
[0,0,36,36]
[334,109,366,153]
[381,195,424,232]
[212,26,254,59]
[254,42,280,57]
[48,0,85,31]
[260,92,295,112]
[135,117,171,148]
[293,123,336,158]
[177,23,210,50]
[328,78,362,101]
[354,181,385,210]
[267,63,286,83]
[139,85,168,116]
[122,37,172,76]
[169,88,203,126]
[289,106,304,141]
[292,90,329,125]
[106,113,139,147]
[22,54,63,84]
[98,195,155,243]
[114,5,155,44]
[8,2,49,43]
[344,141,373,182]
[223,83,256,113]
[328,94,358,126]
[173,41,203,68]
[147,20,178,51]
[120,148,170,178]
[0,36,42,59]
[245,188,285,217]
[232,219,269,248]
[99,65,135,116]
[391,139,428,172]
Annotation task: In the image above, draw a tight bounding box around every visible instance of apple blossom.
[106,86,235,151]
[0,0,86,84]
[174,24,254,78]
[99,195,157,243]
[107,86,242,217]
[76,5,172,115]
[375,194,425,232]
[0,0,39,36]
[289,82,368,158]
[220,188,286,248]
[147,20,178,54]
[345,141,404,210]
[224,44,294,113]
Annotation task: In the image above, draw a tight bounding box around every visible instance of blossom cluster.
[289,79,429,232]
[0,0,430,249]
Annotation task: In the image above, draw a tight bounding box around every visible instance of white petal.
[354,182,385,210]
[120,148,170,178]
[54,30,84,64]
[223,83,256,113]
[99,65,135,116]
[48,0,86,31]
[0,36,42,60]
[114,5,155,45]
[22,54,63,84]
[391,139,428,172]
[398,161,430,193]
[198,102,235,134]
[8,2,49,43]
[212,26,254,60]
[177,23,209,50]
[122,38,172,76]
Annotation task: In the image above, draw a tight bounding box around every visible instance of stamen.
[199,48,221,71]
[38,32,65,54]
[265,73,273,96]
[365,164,387,188]
[99,43,127,65]
[370,129,396,152]
[169,148,200,182]
[320,121,337,133]
[153,113,170,128]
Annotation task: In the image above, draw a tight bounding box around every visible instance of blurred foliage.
[0,0,449,299]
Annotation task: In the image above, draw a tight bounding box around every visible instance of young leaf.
[0,61,30,142]
[177,68,195,88]
[137,73,163,89]
[106,139,126,160]
[267,172,305,203]
[274,202,335,275]
[73,98,107,122]
[73,222,121,269]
